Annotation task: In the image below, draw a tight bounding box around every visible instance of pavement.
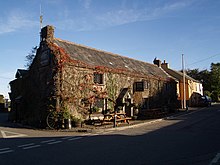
[0,106,203,133]
[65,106,202,133]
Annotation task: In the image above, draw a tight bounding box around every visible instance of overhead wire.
[186,53,220,67]
[0,76,12,80]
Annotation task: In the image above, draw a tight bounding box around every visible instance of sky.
[0,0,220,99]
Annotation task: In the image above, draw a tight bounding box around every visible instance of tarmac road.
[0,104,220,165]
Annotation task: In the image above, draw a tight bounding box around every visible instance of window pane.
[135,82,144,91]
[94,73,103,84]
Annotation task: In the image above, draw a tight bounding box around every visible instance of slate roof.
[15,69,28,79]
[162,66,200,82]
[53,38,171,80]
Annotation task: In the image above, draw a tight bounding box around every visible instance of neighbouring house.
[9,69,28,121]
[9,25,177,128]
[0,94,10,112]
[0,94,5,111]
[154,59,203,108]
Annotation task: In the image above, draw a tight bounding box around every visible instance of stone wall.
[9,36,177,127]
[9,42,57,127]
[59,60,177,120]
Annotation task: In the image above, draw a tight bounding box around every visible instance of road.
[0,104,220,165]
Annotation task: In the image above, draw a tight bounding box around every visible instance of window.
[158,80,162,90]
[144,81,149,89]
[94,73,104,84]
[134,82,144,92]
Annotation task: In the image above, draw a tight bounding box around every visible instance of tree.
[186,68,200,80]
[199,69,211,93]
[186,63,220,101]
[25,46,37,69]
[186,68,211,93]
[210,63,220,101]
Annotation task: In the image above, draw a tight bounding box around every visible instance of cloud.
[55,1,194,31]
[79,0,92,9]
[78,0,92,9]
[0,10,37,35]
[94,1,193,28]
[95,9,142,27]
[163,1,191,10]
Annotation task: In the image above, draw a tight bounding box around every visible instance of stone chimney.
[161,60,169,69]
[40,25,54,42]
[153,58,161,67]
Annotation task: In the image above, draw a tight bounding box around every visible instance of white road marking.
[61,136,74,140]
[0,149,14,154]
[18,143,41,150]
[40,139,56,143]
[210,153,220,164]
[23,145,41,150]
[0,135,85,154]
[47,140,62,145]
[68,137,83,141]
[1,130,27,138]
[18,143,35,148]
[0,147,10,151]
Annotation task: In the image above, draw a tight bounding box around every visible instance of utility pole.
[39,4,43,42]
[40,4,43,30]
[182,54,186,110]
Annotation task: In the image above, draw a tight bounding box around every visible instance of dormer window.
[94,73,104,84]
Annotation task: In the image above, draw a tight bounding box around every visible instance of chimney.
[153,58,161,67]
[40,25,54,42]
[161,60,169,69]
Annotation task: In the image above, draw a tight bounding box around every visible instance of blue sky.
[0,0,220,98]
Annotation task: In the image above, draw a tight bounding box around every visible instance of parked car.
[199,96,212,107]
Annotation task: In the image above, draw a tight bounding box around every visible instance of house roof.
[53,38,172,80]
[15,69,28,79]
[161,67,200,83]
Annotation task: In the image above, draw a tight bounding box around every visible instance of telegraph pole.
[40,4,43,30]
[39,4,43,42]
[182,54,186,110]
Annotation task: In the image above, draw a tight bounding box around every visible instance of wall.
[9,42,56,127]
[9,39,177,127]
[60,60,177,119]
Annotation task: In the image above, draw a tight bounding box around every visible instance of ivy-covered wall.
[9,42,57,127]
[9,25,177,127]
[59,58,177,120]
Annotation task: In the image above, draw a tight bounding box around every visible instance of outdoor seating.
[87,111,132,126]
[102,112,131,126]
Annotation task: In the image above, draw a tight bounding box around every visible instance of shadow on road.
[0,104,220,165]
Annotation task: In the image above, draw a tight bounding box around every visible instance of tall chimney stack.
[153,58,161,67]
[40,25,54,42]
[161,60,169,69]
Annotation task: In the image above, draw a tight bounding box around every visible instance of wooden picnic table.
[103,112,131,126]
